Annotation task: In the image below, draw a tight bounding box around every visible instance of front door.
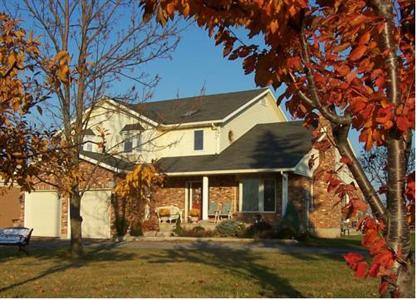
[187,182,202,220]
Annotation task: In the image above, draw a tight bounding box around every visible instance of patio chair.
[340,219,351,236]
[219,201,232,220]
[208,201,220,223]
[156,206,183,224]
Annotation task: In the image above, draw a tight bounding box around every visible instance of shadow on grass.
[0,241,133,294]
[140,240,304,297]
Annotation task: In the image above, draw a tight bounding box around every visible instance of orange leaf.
[349,45,367,61]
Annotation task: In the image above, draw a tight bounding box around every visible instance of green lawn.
[0,244,378,298]
[300,232,415,251]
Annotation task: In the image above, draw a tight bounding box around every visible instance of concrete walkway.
[24,237,365,256]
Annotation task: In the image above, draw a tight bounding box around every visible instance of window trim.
[194,129,204,151]
[239,178,277,213]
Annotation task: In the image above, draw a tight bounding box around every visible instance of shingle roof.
[157,121,312,173]
[126,88,268,125]
[80,151,134,171]
[121,123,145,131]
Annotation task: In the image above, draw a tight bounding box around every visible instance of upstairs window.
[120,123,144,153]
[84,142,93,152]
[124,138,133,153]
[124,134,142,153]
[82,128,96,152]
[194,130,204,150]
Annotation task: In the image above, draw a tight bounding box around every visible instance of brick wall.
[308,117,343,237]
[151,177,187,211]
[209,175,238,214]
[288,174,311,229]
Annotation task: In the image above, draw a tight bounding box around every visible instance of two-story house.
[18,88,355,239]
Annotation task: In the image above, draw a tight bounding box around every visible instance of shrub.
[215,220,245,237]
[174,218,184,236]
[190,226,207,237]
[114,216,129,237]
[175,222,214,237]
[245,220,274,238]
[130,222,143,236]
[276,202,303,239]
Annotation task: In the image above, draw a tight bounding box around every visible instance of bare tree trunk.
[385,133,413,297]
[70,185,83,258]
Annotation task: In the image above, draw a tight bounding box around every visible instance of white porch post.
[281,172,288,216]
[202,176,209,220]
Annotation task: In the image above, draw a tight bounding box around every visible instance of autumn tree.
[113,163,165,237]
[139,0,415,297]
[0,13,57,191]
[7,0,180,257]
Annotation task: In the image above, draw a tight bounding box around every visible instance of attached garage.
[0,187,21,227]
[80,190,111,239]
[24,191,61,237]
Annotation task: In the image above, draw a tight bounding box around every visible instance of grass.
[0,244,378,298]
[300,232,415,251]
[300,234,363,248]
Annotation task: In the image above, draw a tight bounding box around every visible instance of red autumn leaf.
[378,281,389,295]
[346,71,357,83]
[358,31,371,45]
[335,64,350,76]
[355,261,368,278]
[405,172,415,202]
[327,177,342,193]
[344,252,365,266]
[349,44,367,61]
[287,56,302,69]
[396,115,409,132]
[340,155,352,165]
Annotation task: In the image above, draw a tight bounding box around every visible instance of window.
[123,133,142,153]
[194,130,204,150]
[83,142,93,152]
[124,138,133,152]
[240,178,276,212]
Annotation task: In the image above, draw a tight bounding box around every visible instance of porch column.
[202,176,209,220]
[281,172,288,216]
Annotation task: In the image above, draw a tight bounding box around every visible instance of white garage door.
[81,190,111,239]
[25,191,60,237]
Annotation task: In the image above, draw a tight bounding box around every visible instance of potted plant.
[189,208,200,223]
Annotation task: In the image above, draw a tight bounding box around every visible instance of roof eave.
[165,167,296,176]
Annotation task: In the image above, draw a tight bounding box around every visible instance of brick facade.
[288,174,311,229]
[308,118,343,238]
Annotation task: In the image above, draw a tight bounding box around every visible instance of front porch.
[151,173,292,226]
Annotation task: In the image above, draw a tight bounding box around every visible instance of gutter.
[165,167,296,176]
